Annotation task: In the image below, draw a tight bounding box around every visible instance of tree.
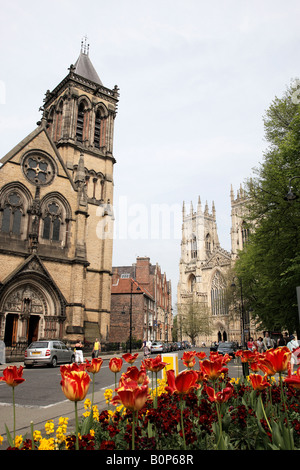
[177,301,211,345]
[235,82,300,336]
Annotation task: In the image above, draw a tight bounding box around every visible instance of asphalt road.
[0,348,245,445]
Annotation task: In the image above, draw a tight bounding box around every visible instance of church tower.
[177,197,233,344]
[0,41,119,349]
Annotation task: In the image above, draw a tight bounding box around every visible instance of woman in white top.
[287,335,299,374]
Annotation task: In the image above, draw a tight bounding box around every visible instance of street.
[0,348,245,443]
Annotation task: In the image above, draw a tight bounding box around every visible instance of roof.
[111,278,153,299]
[73,51,103,86]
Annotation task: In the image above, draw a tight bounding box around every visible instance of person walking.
[287,335,299,374]
[263,332,274,351]
[75,339,84,364]
[92,338,101,358]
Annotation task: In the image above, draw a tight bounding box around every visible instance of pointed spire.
[75,153,86,186]
[73,39,103,85]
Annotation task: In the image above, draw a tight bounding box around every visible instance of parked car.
[150,341,166,354]
[24,340,75,368]
[176,342,183,350]
[217,341,238,357]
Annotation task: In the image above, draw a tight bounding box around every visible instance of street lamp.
[122,279,140,353]
[231,277,249,377]
[284,176,300,201]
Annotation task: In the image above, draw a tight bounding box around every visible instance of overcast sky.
[1,1,300,307]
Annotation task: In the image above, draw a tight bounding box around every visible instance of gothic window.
[22,152,56,186]
[76,101,87,142]
[191,235,197,259]
[241,222,250,247]
[211,271,228,316]
[0,191,24,236]
[42,202,61,241]
[40,195,71,246]
[206,233,211,252]
[189,274,196,293]
[94,109,106,148]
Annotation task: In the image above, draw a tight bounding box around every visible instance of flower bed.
[0,348,299,450]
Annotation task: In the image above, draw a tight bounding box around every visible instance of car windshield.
[28,341,49,349]
[219,343,233,348]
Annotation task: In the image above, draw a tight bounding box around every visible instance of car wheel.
[51,356,58,368]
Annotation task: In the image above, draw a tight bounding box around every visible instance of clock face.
[22,153,55,186]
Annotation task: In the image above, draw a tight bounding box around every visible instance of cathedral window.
[206,233,211,252]
[241,222,250,247]
[191,235,197,259]
[211,271,228,316]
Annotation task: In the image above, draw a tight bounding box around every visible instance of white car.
[150,341,166,354]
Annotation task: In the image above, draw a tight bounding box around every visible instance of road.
[0,348,245,444]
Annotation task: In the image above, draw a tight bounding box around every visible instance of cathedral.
[177,185,254,346]
[0,42,119,349]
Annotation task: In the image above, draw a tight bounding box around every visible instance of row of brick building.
[110,257,172,345]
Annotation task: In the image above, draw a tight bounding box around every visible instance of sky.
[1,1,300,309]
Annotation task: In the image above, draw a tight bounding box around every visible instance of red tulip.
[258,347,291,376]
[200,359,228,381]
[142,355,169,373]
[182,351,196,368]
[120,366,149,386]
[205,383,234,403]
[60,367,91,402]
[122,353,139,364]
[235,349,258,363]
[112,379,148,411]
[165,369,198,395]
[109,357,123,373]
[284,368,300,389]
[85,357,103,374]
[0,366,25,387]
[196,351,207,360]
[249,373,271,391]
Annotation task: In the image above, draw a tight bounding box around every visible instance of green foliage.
[235,82,300,334]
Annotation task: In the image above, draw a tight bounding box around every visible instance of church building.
[177,186,255,346]
[0,42,119,349]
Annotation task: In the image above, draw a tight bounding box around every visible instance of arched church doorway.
[4,314,18,346]
[27,315,40,344]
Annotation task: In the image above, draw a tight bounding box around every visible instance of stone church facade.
[0,44,119,348]
[177,185,256,346]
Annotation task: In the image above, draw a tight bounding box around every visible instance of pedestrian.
[283,332,290,345]
[247,337,256,351]
[287,335,299,374]
[277,333,286,347]
[263,332,274,351]
[92,338,101,358]
[256,337,264,353]
[75,339,84,364]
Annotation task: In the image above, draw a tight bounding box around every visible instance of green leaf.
[80,411,94,436]
[4,423,14,447]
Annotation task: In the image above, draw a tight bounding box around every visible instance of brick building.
[110,257,172,343]
[0,42,119,349]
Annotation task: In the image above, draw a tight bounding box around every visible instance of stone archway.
[1,280,65,344]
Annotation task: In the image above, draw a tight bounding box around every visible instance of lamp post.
[231,277,249,377]
[284,176,300,201]
[122,279,140,353]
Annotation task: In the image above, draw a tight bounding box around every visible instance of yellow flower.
[104,388,113,404]
[38,437,55,450]
[0,435,3,446]
[33,430,42,442]
[45,420,54,435]
[15,435,23,448]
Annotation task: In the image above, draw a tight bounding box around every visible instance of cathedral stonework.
[0,44,119,348]
[177,190,256,346]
